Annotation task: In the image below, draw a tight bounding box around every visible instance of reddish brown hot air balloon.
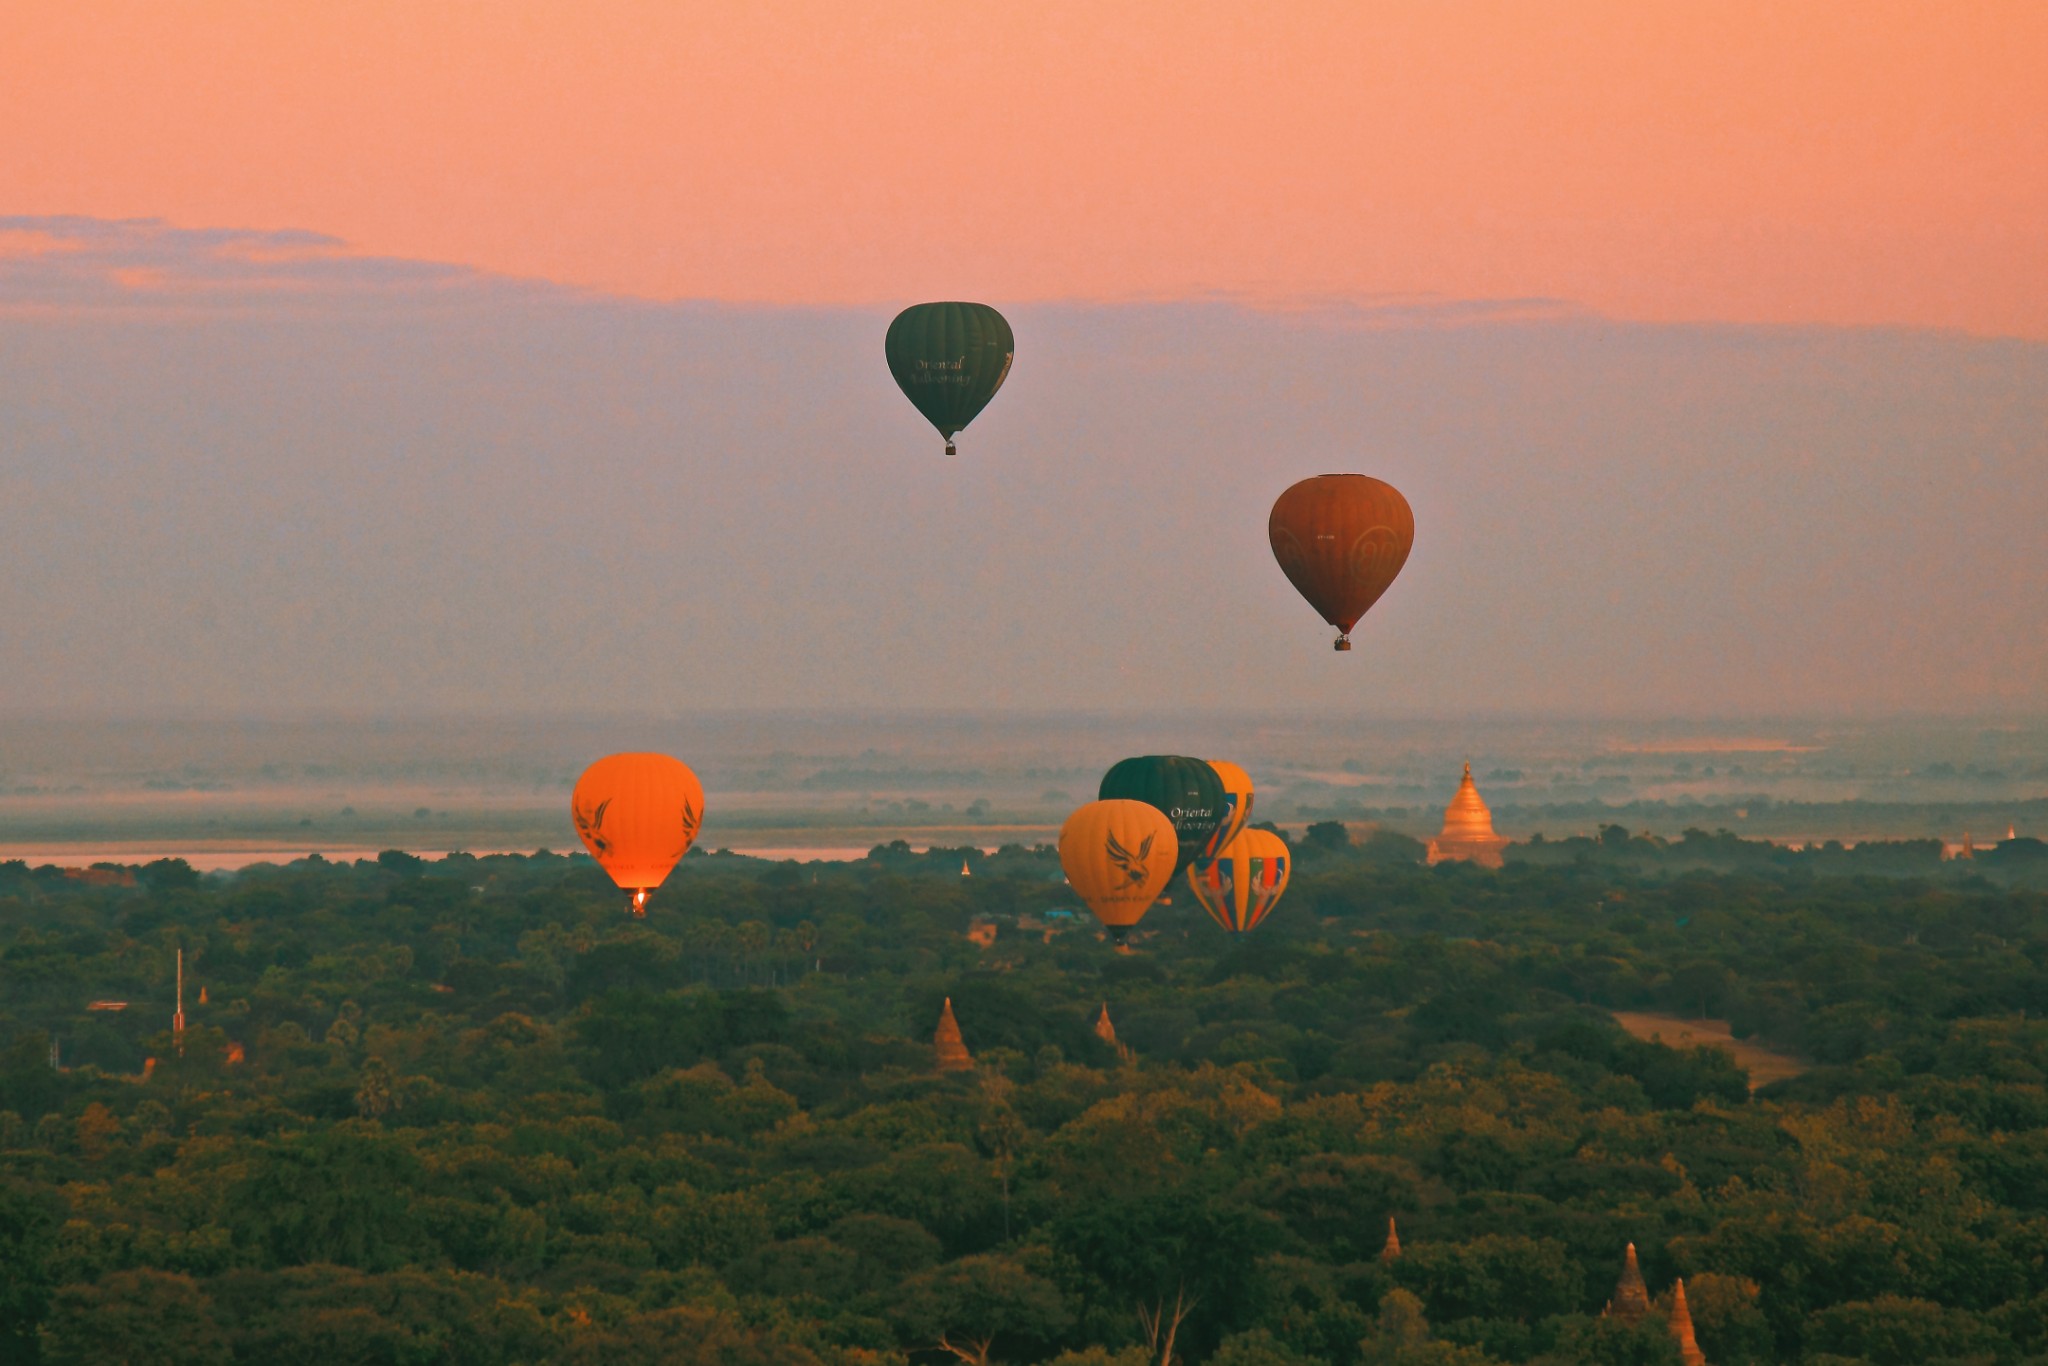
[1268,474,1415,651]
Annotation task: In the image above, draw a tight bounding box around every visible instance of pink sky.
[6,1,2045,335]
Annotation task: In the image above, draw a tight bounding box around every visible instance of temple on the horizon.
[1953,825,2024,860]
[1426,763,1509,868]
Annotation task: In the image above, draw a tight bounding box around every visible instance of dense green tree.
[41,1270,227,1366]
[2,844,2047,1362]
[0,1182,59,1364]
[892,1253,1070,1365]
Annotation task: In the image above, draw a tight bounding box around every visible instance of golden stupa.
[934,997,974,1072]
[1426,763,1508,868]
[1380,1216,1402,1262]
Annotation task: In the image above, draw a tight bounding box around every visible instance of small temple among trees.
[1093,1003,1117,1048]
[934,997,974,1072]
[1603,1243,1707,1365]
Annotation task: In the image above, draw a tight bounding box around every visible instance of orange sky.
[5,1,2045,334]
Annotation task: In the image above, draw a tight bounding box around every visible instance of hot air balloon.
[570,753,705,916]
[1268,474,1415,651]
[1058,799,1178,947]
[1187,828,1291,934]
[1099,756,1229,878]
[1202,760,1254,863]
[885,302,1015,455]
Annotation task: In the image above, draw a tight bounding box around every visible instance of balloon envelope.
[1058,799,1178,944]
[1268,474,1415,650]
[571,753,705,912]
[885,302,1015,454]
[1098,756,1230,878]
[1187,828,1292,934]
[1202,760,1255,863]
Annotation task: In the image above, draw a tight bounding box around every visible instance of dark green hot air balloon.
[1099,756,1228,879]
[885,302,1014,455]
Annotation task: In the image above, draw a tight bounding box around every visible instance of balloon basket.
[1333,635,1352,652]
[944,441,957,456]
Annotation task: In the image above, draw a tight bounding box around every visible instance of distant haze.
[1,713,2042,864]
[1,218,2044,718]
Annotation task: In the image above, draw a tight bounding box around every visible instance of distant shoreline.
[0,843,1004,872]
[0,830,2019,873]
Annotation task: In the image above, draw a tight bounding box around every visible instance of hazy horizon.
[3,711,2040,867]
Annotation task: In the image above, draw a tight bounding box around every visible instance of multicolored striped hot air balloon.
[1187,828,1291,934]
[1201,760,1254,863]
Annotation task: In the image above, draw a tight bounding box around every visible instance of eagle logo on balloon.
[575,796,701,861]
[672,800,700,860]
[574,798,613,857]
[1105,831,1156,887]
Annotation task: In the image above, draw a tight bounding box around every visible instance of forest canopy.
[3,835,2047,1365]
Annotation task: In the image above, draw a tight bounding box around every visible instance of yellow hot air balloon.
[1187,828,1291,934]
[1058,799,1177,948]
[1201,760,1255,863]
[571,753,705,915]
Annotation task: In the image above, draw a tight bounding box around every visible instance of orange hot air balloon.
[1187,828,1291,934]
[1201,760,1254,863]
[1268,474,1415,651]
[571,753,705,915]
[1058,799,1178,948]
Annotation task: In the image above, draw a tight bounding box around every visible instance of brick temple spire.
[1380,1216,1402,1262]
[934,997,974,1072]
[1094,1003,1118,1047]
[1092,1002,1133,1063]
[1667,1277,1707,1365]
[1604,1243,1652,1323]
